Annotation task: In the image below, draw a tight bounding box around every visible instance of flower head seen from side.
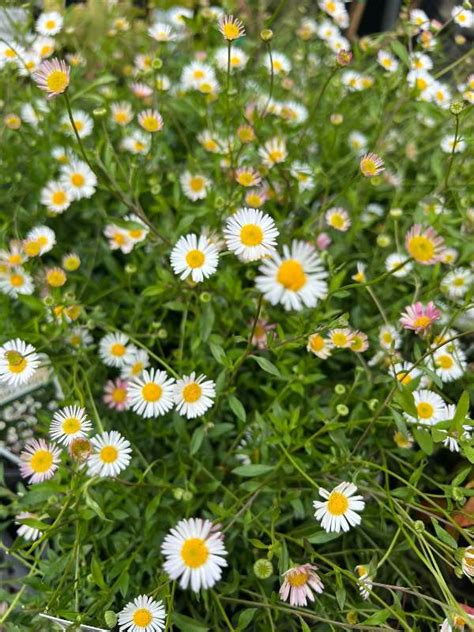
[279,564,324,607]
[405,224,445,265]
[19,438,61,484]
[16,512,44,542]
[0,339,40,386]
[87,431,132,478]
[360,152,385,177]
[128,368,175,418]
[313,481,365,533]
[49,405,92,446]
[33,58,70,98]
[161,517,228,591]
[462,546,474,578]
[118,595,166,632]
[256,240,328,311]
[103,378,130,411]
[170,234,219,283]
[355,565,373,600]
[223,208,279,262]
[218,15,245,41]
[400,301,441,335]
[173,373,216,419]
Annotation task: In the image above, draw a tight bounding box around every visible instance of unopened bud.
[260,29,273,42]
[336,49,352,66]
[253,558,273,579]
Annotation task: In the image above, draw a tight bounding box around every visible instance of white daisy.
[256,240,328,311]
[259,137,287,168]
[441,268,473,299]
[377,50,399,73]
[215,46,248,72]
[348,131,368,155]
[223,208,279,262]
[174,373,216,419]
[0,339,40,386]
[36,11,63,36]
[181,62,216,91]
[121,349,150,379]
[389,361,421,386]
[307,333,333,359]
[87,431,132,478]
[99,332,134,368]
[121,130,151,155]
[161,517,228,592]
[430,348,467,383]
[40,180,74,214]
[19,438,61,484]
[24,225,56,256]
[118,595,166,632]
[0,268,34,298]
[111,101,133,126]
[378,325,401,351]
[440,134,466,154]
[170,234,219,283]
[104,224,134,254]
[404,389,446,426]
[149,22,175,42]
[49,405,92,446]
[180,171,211,201]
[313,482,365,533]
[385,253,413,278]
[32,36,56,59]
[437,405,472,453]
[61,109,93,139]
[60,160,97,200]
[128,368,175,418]
[264,51,291,75]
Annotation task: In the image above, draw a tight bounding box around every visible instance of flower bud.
[377,234,391,248]
[390,208,403,218]
[152,58,163,70]
[335,384,346,395]
[450,101,464,115]
[92,107,107,118]
[69,438,92,463]
[253,559,273,579]
[414,520,425,533]
[260,29,273,42]
[336,404,349,416]
[199,291,212,303]
[336,50,352,66]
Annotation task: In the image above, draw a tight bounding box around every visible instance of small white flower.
[128,368,175,418]
[87,431,132,478]
[223,208,279,262]
[170,234,219,283]
[0,339,40,386]
[173,373,216,419]
[99,333,134,368]
[118,594,166,631]
[49,405,92,446]
[313,482,365,533]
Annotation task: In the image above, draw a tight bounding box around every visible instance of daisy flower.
[256,240,328,311]
[33,58,70,97]
[410,52,433,71]
[441,268,473,299]
[45,267,67,288]
[19,438,61,484]
[218,15,245,41]
[290,162,314,191]
[61,109,93,139]
[389,361,421,386]
[404,389,446,426]
[49,405,92,446]
[60,160,97,200]
[0,339,40,386]
[440,135,466,154]
[118,595,166,632]
[128,368,175,418]
[130,82,153,99]
[99,332,134,368]
[180,172,210,201]
[328,328,353,349]
[385,253,413,278]
[18,52,42,76]
[355,565,373,600]
[352,262,366,283]
[111,102,133,126]
[87,431,132,478]
[16,512,43,542]
[223,208,279,262]
[122,131,151,155]
[377,50,398,73]
[430,348,467,383]
[405,224,445,265]
[351,331,369,353]
[23,226,56,257]
[0,268,34,298]
[123,213,149,244]
[429,82,452,109]
[245,187,268,209]
[452,6,474,28]
[462,546,474,578]
[33,36,56,59]
[104,224,134,254]
[103,378,130,411]
[409,9,429,29]
[170,234,219,283]
[0,242,25,268]
[394,431,414,449]
[62,253,81,271]
[307,333,333,359]
[251,319,276,350]
[149,22,175,42]
[264,51,291,75]
[40,180,73,214]
[400,301,441,335]
[360,152,385,177]
[235,167,261,188]
[66,326,93,350]
[325,207,351,231]
[161,517,228,591]
[138,109,164,133]
[181,62,216,91]
[121,349,150,379]
[259,137,287,168]
[379,325,401,351]
[279,564,324,607]
[313,482,365,533]
[348,131,368,154]
[215,46,248,72]
[36,11,63,36]
[197,130,223,153]
[0,42,25,66]
[173,373,216,419]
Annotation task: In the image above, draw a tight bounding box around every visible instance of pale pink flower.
[405,224,445,265]
[279,564,324,607]
[400,301,441,334]
[103,378,130,411]
[316,232,331,250]
[251,319,276,350]
[32,58,70,98]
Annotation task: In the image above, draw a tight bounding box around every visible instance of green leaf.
[190,426,206,455]
[390,40,410,68]
[453,391,470,433]
[229,395,246,422]
[363,609,391,625]
[91,555,106,589]
[173,613,209,632]
[307,531,342,544]
[84,491,110,522]
[18,518,49,530]
[232,464,275,477]
[250,355,281,377]
[199,303,215,342]
[432,519,458,549]
[413,427,433,455]
[395,385,418,418]
[104,611,118,628]
[237,608,257,630]
[210,343,227,365]
[452,466,472,487]
[298,617,311,632]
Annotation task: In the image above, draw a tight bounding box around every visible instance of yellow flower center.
[416,77,428,91]
[397,371,412,385]
[46,269,66,287]
[115,111,128,124]
[309,334,324,352]
[74,120,84,132]
[332,332,348,347]
[141,116,161,132]
[273,60,282,72]
[413,315,431,329]
[10,273,24,288]
[65,305,81,320]
[193,69,205,80]
[189,177,204,192]
[436,354,453,369]
[52,190,67,205]
[5,48,16,58]
[100,445,118,463]
[417,402,434,419]
[181,537,209,568]
[46,70,69,94]
[132,609,153,627]
[407,235,435,263]
[9,254,22,265]
[112,387,127,403]
[327,491,349,516]
[6,350,27,373]
[240,224,263,247]
[64,256,80,271]
[71,173,85,187]
[131,361,144,376]
[62,417,81,434]
[394,431,411,448]
[222,22,241,40]
[114,233,126,246]
[237,172,255,186]
[40,45,53,57]
[329,213,345,229]
[246,194,262,207]
[453,277,465,287]
[268,149,283,163]
[30,449,53,473]
[185,249,205,269]
[129,229,143,239]
[360,158,377,176]
[277,259,306,291]
[287,570,309,587]
[142,383,162,402]
[182,382,202,403]
[111,343,126,357]
[45,19,56,29]
[70,335,81,346]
